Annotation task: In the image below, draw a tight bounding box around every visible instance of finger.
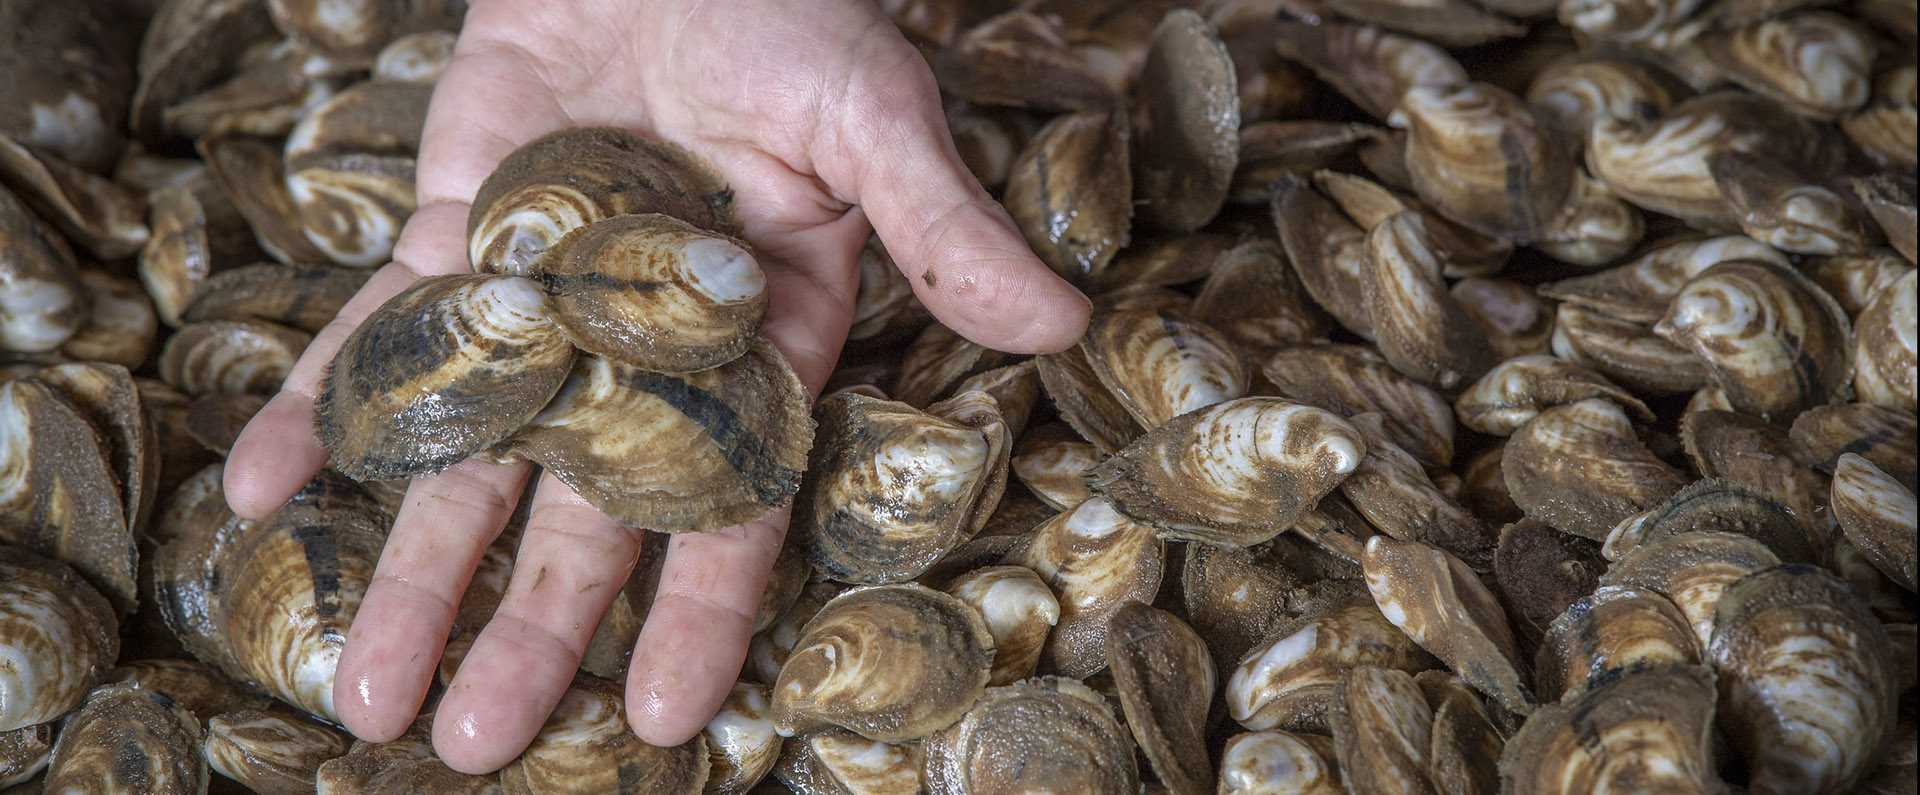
[332,457,531,742]
[625,510,787,746]
[817,39,1090,354]
[432,472,647,774]
[224,203,476,518]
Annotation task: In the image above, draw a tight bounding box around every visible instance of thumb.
[821,44,1090,354]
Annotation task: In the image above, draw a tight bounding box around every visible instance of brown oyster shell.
[317,273,573,481]
[1455,355,1652,436]
[0,379,138,613]
[500,675,710,795]
[946,565,1060,687]
[1002,109,1132,287]
[0,0,134,172]
[928,11,1120,114]
[1190,240,1327,352]
[1653,258,1854,423]
[1832,453,1917,591]
[467,127,737,277]
[373,30,458,84]
[1338,413,1495,571]
[1107,602,1215,795]
[1262,343,1454,471]
[773,728,922,795]
[1005,496,1164,679]
[1540,234,1790,325]
[137,175,252,329]
[1320,0,1526,47]
[746,581,843,687]
[1534,585,1699,702]
[1702,11,1873,120]
[130,0,279,145]
[1423,674,1505,795]
[1270,20,1467,122]
[502,340,813,533]
[264,0,462,65]
[1711,565,1898,794]
[0,135,150,261]
[0,723,53,788]
[62,271,159,368]
[1087,397,1365,548]
[1451,277,1557,359]
[1314,169,1514,279]
[1081,309,1248,430]
[1808,250,1911,317]
[792,391,1008,584]
[1225,600,1437,734]
[1852,268,1916,412]
[0,183,86,354]
[110,658,274,725]
[1503,398,1689,540]
[892,322,1010,409]
[33,362,160,544]
[1713,150,1882,255]
[770,583,993,742]
[181,262,371,334]
[1326,666,1436,795]
[1217,730,1344,794]
[314,713,500,793]
[1394,82,1575,243]
[203,707,353,795]
[1182,536,1366,670]
[1536,171,1648,267]
[1130,9,1238,234]
[1789,402,1918,491]
[1010,430,1099,511]
[1526,54,1679,150]
[0,547,119,733]
[544,213,767,373]
[159,319,312,396]
[922,677,1139,795]
[1363,536,1534,715]
[1678,411,1830,541]
[1549,302,1714,395]
[1229,122,1381,206]
[702,681,782,795]
[41,682,206,795]
[196,134,333,265]
[282,79,428,267]
[162,39,344,141]
[1499,665,1723,793]
[1272,175,1375,338]
[1492,519,1607,655]
[1601,531,1783,649]
[1364,212,1498,389]
[1841,65,1917,170]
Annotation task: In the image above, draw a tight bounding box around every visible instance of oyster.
[1851,268,1916,412]
[1808,250,1912,317]
[1424,672,1504,795]
[792,391,1008,584]
[1789,402,1918,490]
[467,127,736,277]
[180,262,371,334]
[1540,234,1791,325]
[0,723,52,788]
[40,682,206,794]
[0,547,118,733]
[745,581,842,687]
[1363,536,1535,714]
[1711,151,1880,255]
[318,273,574,481]
[374,30,458,84]
[158,319,312,396]
[773,728,923,795]
[927,11,1119,113]
[1832,453,1917,592]
[1080,309,1247,429]
[1130,9,1238,233]
[1270,20,1467,122]
[1499,665,1723,793]
[1534,584,1699,702]
[1677,413,1830,544]
[771,583,993,742]
[129,0,279,145]
[61,271,159,369]
[1106,602,1215,795]
[1455,355,1652,436]
[0,134,150,260]
[1183,538,1362,671]
[1601,531,1783,648]
[264,0,462,65]
[1273,175,1375,338]
[1363,212,1497,389]
[500,675,710,794]
[314,713,500,793]
[1711,565,1898,794]
[0,183,86,354]
[1002,109,1132,287]
[197,133,332,265]
[543,213,767,373]
[1261,343,1454,471]
[1502,398,1688,540]
[1010,431,1099,511]
[1654,258,1854,422]
[1450,277,1556,358]
[501,341,813,533]
[1314,169,1514,279]
[283,79,429,267]
[1852,175,1917,265]
[203,708,353,794]
[946,565,1060,686]
[1218,731,1343,795]
[1394,82,1574,243]
[1005,496,1164,679]
[1841,65,1917,169]
[0,0,135,172]
[1549,302,1715,394]
[1225,601,1437,734]
[1326,665,1436,795]
[1087,398,1365,547]
[702,682,782,795]
[0,378,138,612]
[1337,414,1495,571]
[1526,54,1679,149]
[922,677,1139,795]
[1702,11,1873,120]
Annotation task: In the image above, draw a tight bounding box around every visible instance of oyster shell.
[159,319,311,396]
[1272,175,1375,338]
[283,80,429,267]
[1841,65,1917,170]
[1492,519,1607,655]
[1363,212,1497,389]
[499,675,710,794]
[40,682,206,795]
[1363,536,1535,714]
[771,583,993,742]
[946,565,1059,687]
[1106,602,1215,795]
[318,273,573,481]
[1702,11,1873,120]
[0,723,52,788]
[1788,402,1918,491]
[0,547,118,733]
[921,677,1139,795]
[1534,584,1699,702]
[374,30,458,84]
[1010,431,1098,511]
[702,682,782,795]
[792,391,1008,584]
[197,133,332,265]
[1549,302,1714,394]
[1526,54,1679,149]
[927,11,1120,113]
[0,183,86,354]
[1002,109,1132,287]
[265,0,462,65]
[1217,730,1343,795]
[1005,496,1164,678]
[1711,151,1879,256]
[314,713,501,793]
[181,262,371,334]
[501,341,813,533]
[1851,268,1916,412]
[1808,250,1912,317]
[1190,240,1327,352]
[1394,82,1575,243]
[1450,277,1557,358]
[543,213,767,373]
[467,127,736,277]
[1086,395,1357,543]
[0,0,134,172]
[1654,258,1854,422]
[1337,414,1496,571]
[1540,234,1790,325]
[746,581,842,687]
[1183,537,1362,671]
[0,135,150,260]
[1314,169,1514,279]
[1600,531,1782,648]
[1130,9,1238,234]
[1502,398,1688,540]
[61,271,158,369]
[32,362,161,545]
[1455,355,1652,436]
[0,378,138,612]
[1326,666,1436,795]
[1424,671,1505,795]
[1499,665,1723,793]
[203,707,353,795]
[1832,453,1917,592]
[1225,601,1437,734]
[130,0,279,145]
[1270,20,1467,122]
[1678,412,1830,543]
[1711,564,1898,794]
[1262,343,1454,471]
[772,728,922,795]
[1080,309,1247,430]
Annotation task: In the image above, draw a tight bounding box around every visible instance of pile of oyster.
[1,0,1917,792]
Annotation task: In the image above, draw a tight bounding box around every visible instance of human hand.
[223,0,1090,774]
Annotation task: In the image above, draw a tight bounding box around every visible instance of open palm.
[223,0,1089,774]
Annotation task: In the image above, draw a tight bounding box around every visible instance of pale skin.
[223,0,1091,774]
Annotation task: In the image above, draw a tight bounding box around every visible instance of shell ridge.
[617,367,803,506]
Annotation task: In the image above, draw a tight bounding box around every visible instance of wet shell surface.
[702,681,782,795]
[1831,453,1917,591]
[1393,82,1573,243]
[1273,175,1375,338]
[0,547,119,733]
[1534,584,1700,702]
[1002,109,1133,287]
[921,676,1139,795]
[1225,601,1437,734]
[1337,413,1495,571]
[542,213,767,373]
[772,727,922,795]
[1363,212,1496,389]
[1005,496,1164,679]
[40,682,207,795]
[1080,309,1247,429]
[945,565,1059,687]
[158,319,312,397]
[1130,9,1238,234]
[1499,664,1723,793]
[1087,397,1365,547]
[502,340,813,533]
[1601,531,1783,649]
[770,583,993,742]
[1852,268,1916,412]
[1326,665,1436,795]
[1653,258,1854,422]
[318,273,575,481]
[1262,343,1454,471]
[467,126,736,276]
[499,675,710,795]
[1106,602,1215,795]
[1502,398,1689,540]
[1363,536,1534,715]
[1218,730,1343,794]
[1455,355,1652,436]
[202,707,353,795]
